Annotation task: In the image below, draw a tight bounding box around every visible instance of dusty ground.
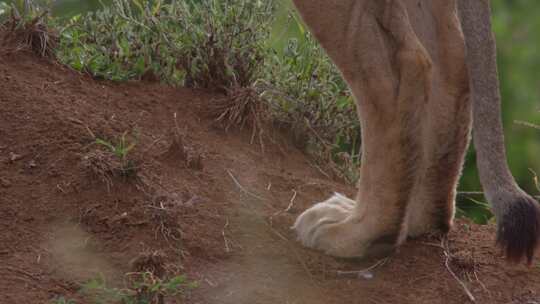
[1,51,540,304]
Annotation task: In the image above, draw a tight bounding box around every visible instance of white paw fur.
[292,193,370,257]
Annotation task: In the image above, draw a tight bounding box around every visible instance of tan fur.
[292,0,540,261]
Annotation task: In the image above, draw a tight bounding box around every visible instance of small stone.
[28,160,37,168]
[358,271,374,280]
[184,195,204,207]
[9,152,22,162]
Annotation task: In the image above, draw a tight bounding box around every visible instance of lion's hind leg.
[406,1,472,238]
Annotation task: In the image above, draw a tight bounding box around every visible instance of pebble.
[9,152,23,162]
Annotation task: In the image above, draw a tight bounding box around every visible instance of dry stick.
[309,162,331,179]
[514,119,540,130]
[458,190,540,200]
[226,169,265,201]
[336,257,389,279]
[222,218,231,253]
[284,190,297,212]
[440,238,476,303]
[473,271,490,295]
[271,190,297,217]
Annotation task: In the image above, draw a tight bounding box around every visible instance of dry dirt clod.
[161,135,187,161]
[187,153,204,170]
[0,177,11,188]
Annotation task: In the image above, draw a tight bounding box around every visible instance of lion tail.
[459,0,540,263]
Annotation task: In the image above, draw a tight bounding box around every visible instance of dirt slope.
[1,51,539,304]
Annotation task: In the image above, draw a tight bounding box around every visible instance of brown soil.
[1,51,539,304]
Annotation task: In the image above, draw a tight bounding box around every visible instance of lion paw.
[292,193,370,257]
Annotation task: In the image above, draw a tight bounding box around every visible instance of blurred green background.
[1,0,538,195]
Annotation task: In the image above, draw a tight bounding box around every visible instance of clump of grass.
[50,297,76,304]
[263,22,361,182]
[175,0,273,90]
[56,0,172,81]
[81,272,196,304]
[209,86,270,150]
[95,131,137,169]
[81,132,138,188]
[56,0,274,88]
[0,0,58,58]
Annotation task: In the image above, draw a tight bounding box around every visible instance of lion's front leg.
[292,193,400,258]
[292,0,435,258]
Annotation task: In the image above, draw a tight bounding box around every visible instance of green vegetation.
[82,272,196,304]
[49,272,196,304]
[51,297,77,304]
[0,0,57,58]
[95,132,137,166]
[55,0,274,86]
[1,0,538,223]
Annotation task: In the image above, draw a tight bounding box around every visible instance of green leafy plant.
[455,196,494,225]
[55,0,274,87]
[262,14,361,182]
[50,296,77,304]
[93,131,138,177]
[82,272,197,304]
[95,131,136,163]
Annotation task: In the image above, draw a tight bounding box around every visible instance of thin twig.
[473,271,490,295]
[441,238,476,302]
[514,120,540,130]
[457,191,485,196]
[222,218,231,253]
[226,169,265,201]
[284,190,297,213]
[336,257,389,279]
[270,190,298,224]
[309,162,331,179]
[458,191,540,200]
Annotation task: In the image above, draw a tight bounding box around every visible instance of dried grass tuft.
[1,9,58,58]
[209,86,270,151]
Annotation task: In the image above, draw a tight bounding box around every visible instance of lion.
[291,0,540,263]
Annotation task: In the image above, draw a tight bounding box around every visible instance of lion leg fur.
[291,0,480,258]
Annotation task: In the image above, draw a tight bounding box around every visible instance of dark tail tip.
[496,195,540,264]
